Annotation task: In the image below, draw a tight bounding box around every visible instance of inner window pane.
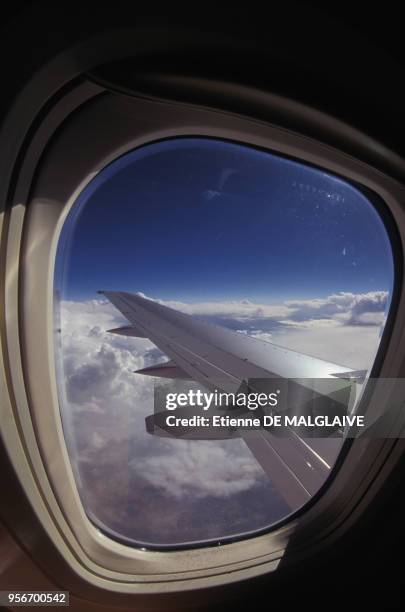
[54,138,394,548]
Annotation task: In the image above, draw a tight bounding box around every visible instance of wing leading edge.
[100,291,360,510]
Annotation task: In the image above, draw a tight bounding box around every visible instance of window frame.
[1,77,405,593]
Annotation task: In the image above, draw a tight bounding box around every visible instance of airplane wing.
[100,290,364,510]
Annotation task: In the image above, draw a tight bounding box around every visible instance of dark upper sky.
[56,138,394,303]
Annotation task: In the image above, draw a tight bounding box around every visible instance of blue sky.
[55,138,394,303]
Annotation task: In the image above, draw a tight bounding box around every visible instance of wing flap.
[242,427,332,510]
[242,431,312,509]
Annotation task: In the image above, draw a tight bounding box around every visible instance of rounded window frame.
[1,79,405,592]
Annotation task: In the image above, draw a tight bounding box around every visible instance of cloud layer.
[57,290,389,544]
[285,291,388,326]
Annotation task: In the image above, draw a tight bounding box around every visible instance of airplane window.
[54,137,394,548]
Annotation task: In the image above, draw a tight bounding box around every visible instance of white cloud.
[238,330,274,343]
[58,298,265,501]
[270,325,381,370]
[285,291,389,326]
[278,318,342,329]
[353,312,386,326]
[139,293,291,320]
[132,440,261,500]
[141,290,389,329]
[57,289,389,511]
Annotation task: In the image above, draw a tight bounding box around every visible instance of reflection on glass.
[55,138,394,548]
